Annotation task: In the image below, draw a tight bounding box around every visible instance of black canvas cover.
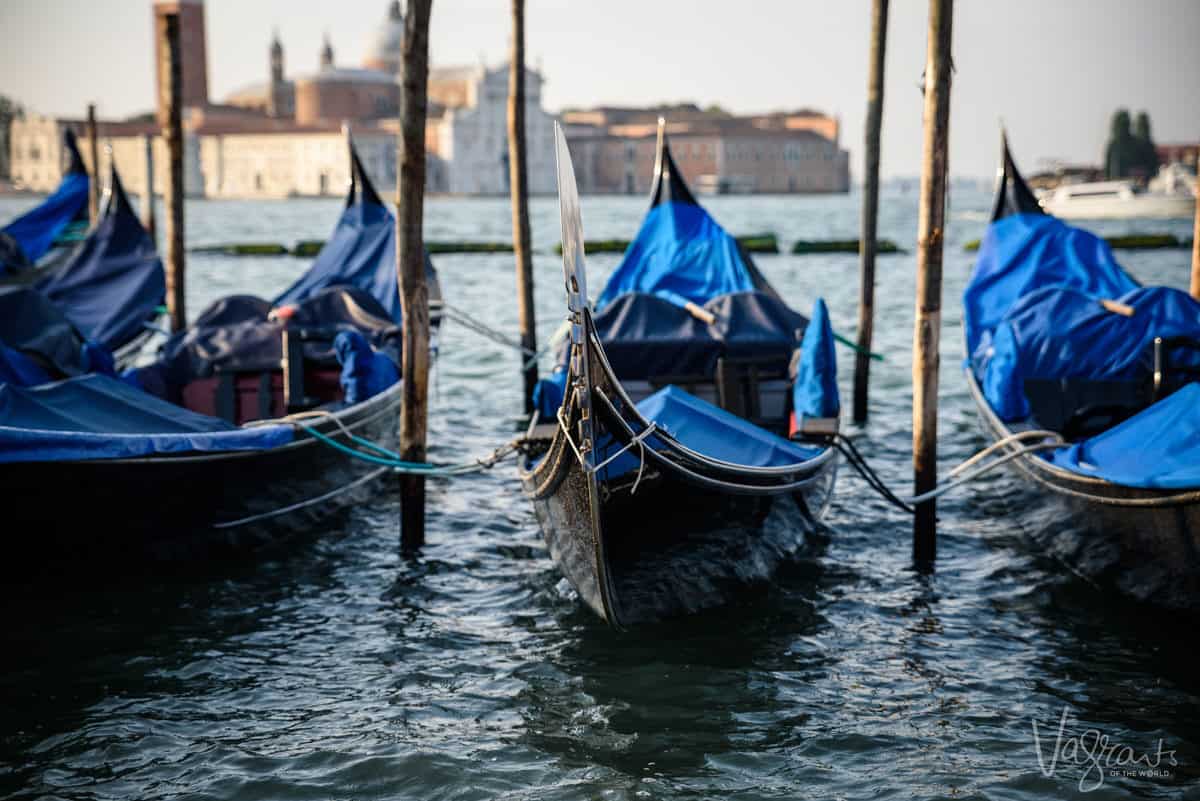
[152,286,401,388]
[592,290,808,381]
[0,285,92,377]
[33,166,166,351]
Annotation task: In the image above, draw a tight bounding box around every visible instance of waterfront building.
[9,1,557,198]
[562,105,850,195]
[8,2,845,199]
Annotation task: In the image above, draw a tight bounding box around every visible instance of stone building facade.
[427,64,557,195]
[9,3,844,199]
[564,106,850,195]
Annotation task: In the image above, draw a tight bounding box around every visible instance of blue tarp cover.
[33,174,165,352]
[967,208,1200,489]
[977,284,1200,420]
[596,201,757,310]
[0,345,51,387]
[0,374,293,463]
[638,385,820,466]
[1,172,90,272]
[335,329,399,404]
[794,298,840,420]
[964,212,1139,356]
[593,384,821,480]
[1047,383,1200,489]
[533,366,567,421]
[275,198,401,323]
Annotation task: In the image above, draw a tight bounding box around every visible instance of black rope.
[832,434,915,515]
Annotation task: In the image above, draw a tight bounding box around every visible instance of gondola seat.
[129,286,403,424]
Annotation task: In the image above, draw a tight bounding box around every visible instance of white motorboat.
[1038,162,1196,220]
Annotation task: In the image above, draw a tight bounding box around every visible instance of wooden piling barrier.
[157,11,186,332]
[966,233,1185,252]
[790,238,902,255]
[508,0,538,414]
[854,0,889,425]
[912,0,953,563]
[142,134,157,244]
[86,104,100,224]
[397,0,433,550]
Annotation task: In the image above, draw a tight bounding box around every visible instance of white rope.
[946,429,1064,478]
[555,404,657,494]
[556,405,587,466]
[903,439,1064,505]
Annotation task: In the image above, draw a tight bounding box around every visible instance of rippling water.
[2,188,1198,800]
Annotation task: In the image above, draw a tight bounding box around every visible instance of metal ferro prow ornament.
[553,122,595,468]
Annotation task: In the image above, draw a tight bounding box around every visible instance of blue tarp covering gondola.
[534,125,822,420]
[595,128,775,311]
[977,284,1200,421]
[273,139,438,325]
[1,130,90,274]
[32,165,165,352]
[593,384,822,481]
[1047,383,1200,489]
[965,135,1200,487]
[0,374,293,463]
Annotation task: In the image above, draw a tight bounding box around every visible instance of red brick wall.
[154,1,209,110]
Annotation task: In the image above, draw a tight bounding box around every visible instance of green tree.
[0,95,25,181]
[1105,109,1134,179]
[1133,111,1159,178]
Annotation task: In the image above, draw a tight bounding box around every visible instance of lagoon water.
[1,188,1198,800]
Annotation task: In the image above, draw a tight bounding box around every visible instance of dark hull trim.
[965,367,1200,609]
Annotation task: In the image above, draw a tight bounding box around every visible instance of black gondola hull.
[966,369,1200,610]
[1,382,399,574]
[520,328,838,628]
[523,453,835,627]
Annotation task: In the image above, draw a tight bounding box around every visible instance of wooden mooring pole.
[86,104,99,224]
[912,0,953,563]
[142,134,157,244]
[853,0,890,424]
[397,0,433,550]
[157,10,186,332]
[508,0,538,414]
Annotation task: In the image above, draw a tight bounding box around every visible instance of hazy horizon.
[1,0,1197,179]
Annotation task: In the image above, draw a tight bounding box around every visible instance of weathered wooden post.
[853,0,889,424]
[508,0,538,413]
[1191,181,1200,300]
[86,104,100,224]
[912,0,953,562]
[157,10,186,332]
[142,134,157,243]
[397,0,433,549]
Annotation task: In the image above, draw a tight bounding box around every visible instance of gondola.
[1,129,91,278]
[0,136,438,569]
[963,133,1200,610]
[519,123,840,628]
[31,160,166,362]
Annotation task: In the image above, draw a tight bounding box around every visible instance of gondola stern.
[991,130,1046,222]
[649,118,699,209]
[345,130,384,209]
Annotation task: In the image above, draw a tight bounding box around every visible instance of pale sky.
[1,0,1197,178]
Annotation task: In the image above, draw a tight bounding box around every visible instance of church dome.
[364,1,404,73]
